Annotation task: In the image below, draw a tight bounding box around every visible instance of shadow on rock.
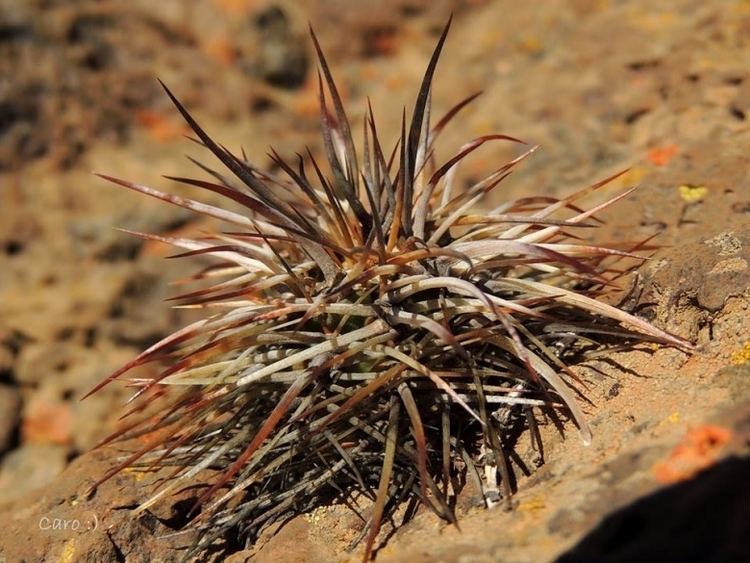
[558,456,750,563]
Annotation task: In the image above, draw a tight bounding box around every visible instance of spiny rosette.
[86,17,691,561]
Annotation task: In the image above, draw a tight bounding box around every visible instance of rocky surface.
[1,0,749,561]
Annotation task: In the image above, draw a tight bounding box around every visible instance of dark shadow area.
[557,456,750,563]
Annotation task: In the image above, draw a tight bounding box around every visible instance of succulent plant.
[86,18,690,561]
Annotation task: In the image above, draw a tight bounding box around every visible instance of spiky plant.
[86,18,691,561]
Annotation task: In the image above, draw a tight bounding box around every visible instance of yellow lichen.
[731,341,750,364]
[678,184,707,203]
[304,505,329,524]
[60,539,76,563]
[620,166,647,186]
[518,497,546,512]
[122,467,147,482]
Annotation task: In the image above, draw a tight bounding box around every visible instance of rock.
[0,343,14,374]
[22,392,73,446]
[14,341,135,450]
[251,6,308,89]
[15,342,76,387]
[0,448,220,562]
[1,0,750,562]
[251,517,338,563]
[559,441,750,563]
[0,444,67,506]
[622,229,750,342]
[0,384,21,454]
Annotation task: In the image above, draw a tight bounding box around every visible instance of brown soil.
[1,1,749,561]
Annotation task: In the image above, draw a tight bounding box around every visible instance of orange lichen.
[652,425,733,484]
[204,34,239,66]
[135,109,189,142]
[212,0,257,16]
[647,143,678,166]
[359,62,380,81]
[385,73,406,91]
[22,397,72,445]
[369,31,399,57]
[292,77,323,118]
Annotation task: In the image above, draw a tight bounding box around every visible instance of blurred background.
[1,0,749,548]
